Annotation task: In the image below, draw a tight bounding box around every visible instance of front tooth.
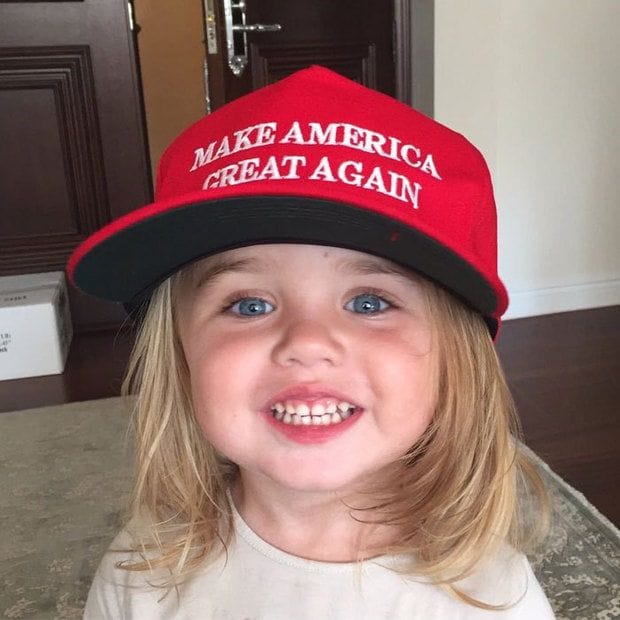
[311,416,323,426]
[301,416,312,426]
[311,403,325,416]
[321,413,332,425]
[292,414,302,426]
[337,402,351,413]
[296,403,310,416]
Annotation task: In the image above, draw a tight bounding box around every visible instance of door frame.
[394,0,434,116]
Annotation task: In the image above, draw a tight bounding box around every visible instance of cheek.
[359,321,434,373]
[184,333,265,425]
[360,326,438,421]
[185,352,245,456]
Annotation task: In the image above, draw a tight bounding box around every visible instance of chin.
[260,462,380,497]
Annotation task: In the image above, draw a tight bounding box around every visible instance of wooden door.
[0,0,152,331]
[205,0,417,111]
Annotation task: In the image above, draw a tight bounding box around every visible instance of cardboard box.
[0,272,73,381]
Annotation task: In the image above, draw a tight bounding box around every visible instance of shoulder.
[83,529,137,619]
[83,528,172,620]
[456,545,555,617]
[83,525,231,619]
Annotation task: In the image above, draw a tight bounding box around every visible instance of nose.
[271,318,345,368]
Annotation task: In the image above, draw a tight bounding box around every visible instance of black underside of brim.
[73,197,499,335]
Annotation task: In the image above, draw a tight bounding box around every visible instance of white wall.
[434,0,620,319]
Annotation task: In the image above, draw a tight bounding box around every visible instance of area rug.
[0,398,618,619]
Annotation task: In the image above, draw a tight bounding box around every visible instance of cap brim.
[70,196,499,336]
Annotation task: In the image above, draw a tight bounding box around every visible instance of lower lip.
[262,410,363,444]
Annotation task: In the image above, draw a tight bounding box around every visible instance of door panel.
[0,46,108,269]
[250,42,381,89]
[207,0,396,110]
[0,0,151,330]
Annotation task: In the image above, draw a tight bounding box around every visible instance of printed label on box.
[0,332,13,354]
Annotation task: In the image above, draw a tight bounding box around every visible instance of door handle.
[233,23,282,33]
[224,0,282,76]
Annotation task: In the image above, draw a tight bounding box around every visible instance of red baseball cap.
[67,65,508,336]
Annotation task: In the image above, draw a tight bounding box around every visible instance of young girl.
[69,66,554,618]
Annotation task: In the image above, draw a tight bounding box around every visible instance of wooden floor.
[1,305,618,526]
[495,305,619,527]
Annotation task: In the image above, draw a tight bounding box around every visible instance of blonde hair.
[117,266,549,609]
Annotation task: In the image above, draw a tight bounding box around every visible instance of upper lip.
[262,384,363,411]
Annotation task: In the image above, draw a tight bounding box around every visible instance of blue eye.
[229,297,274,316]
[345,293,391,315]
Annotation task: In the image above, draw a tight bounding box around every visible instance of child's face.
[176,244,438,496]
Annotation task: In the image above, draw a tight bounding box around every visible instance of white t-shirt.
[84,503,555,619]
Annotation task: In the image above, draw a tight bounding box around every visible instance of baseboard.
[504,279,620,319]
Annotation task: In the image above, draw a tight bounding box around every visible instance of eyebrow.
[192,252,420,291]
[192,257,266,290]
[337,256,420,284]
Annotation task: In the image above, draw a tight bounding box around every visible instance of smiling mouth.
[269,401,358,426]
